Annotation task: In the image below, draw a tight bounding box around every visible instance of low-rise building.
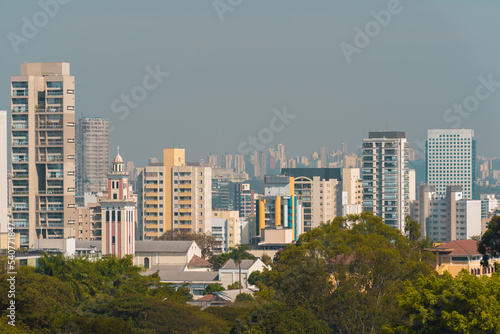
[427,239,499,276]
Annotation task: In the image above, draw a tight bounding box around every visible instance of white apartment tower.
[11,63,76,247]
[426,129,476,199]
[361,131,410,231]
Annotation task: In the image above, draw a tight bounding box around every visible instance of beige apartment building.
[137,149,212,240]
[173,162,212,233]
[11,63,77,247]
[137,163,166,240]
[212,210,240,253]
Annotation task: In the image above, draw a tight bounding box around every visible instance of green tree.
[228,281,242,290]
[258,212,436,333]
[231,301,330,334]
[404,215,421,241]
[478,215,500,266]
[247,270,261,286]
[227,245,255,295]
[235,293,254,302]
[158,230,219,259]
[204,283,225,295]
[389,271,500,333]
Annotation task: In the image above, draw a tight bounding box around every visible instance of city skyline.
[1,1,500,166]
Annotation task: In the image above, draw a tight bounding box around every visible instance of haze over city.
[2,1,500,165]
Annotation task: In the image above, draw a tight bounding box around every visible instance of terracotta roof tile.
[188,254,212,267]
[435,239,480,256]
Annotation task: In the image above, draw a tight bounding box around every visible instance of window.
[144,258,150,269]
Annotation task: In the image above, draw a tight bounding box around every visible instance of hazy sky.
[1,0,500,166]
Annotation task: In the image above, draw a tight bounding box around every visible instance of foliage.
[388,271,500,334]
[231,301,330,334]
[81,295,233,333]
[235,293,254,302]
[204,283,225,295]
[158,230,219,259]
[247,270,262,286]
[478,215,500,266]
[0,266,75,333]
[260,253,272,265]
[258,212,436,333]
[228,281,242,290]
[228,245,255,294]
[404,215,421,241]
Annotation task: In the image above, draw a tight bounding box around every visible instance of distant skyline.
[2,1,500,167]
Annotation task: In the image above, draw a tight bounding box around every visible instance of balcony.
[37,156,63,162]
[46,90,63,96]
[12,123,28,129]
[13,139,28,146]
[39,139,63,146]
[13,204,28,210]
[12,174,29,179]
[12,191,29,195]
[37,123,63,130]
[38,189,64,195]
[13,156,28,162]
[36,107,63,113]
[12,107,28,113]
[12,90,28,96]
[14,220,29,228]
[47,172,63,178]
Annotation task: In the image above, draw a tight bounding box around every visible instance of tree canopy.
[478,215,500,266]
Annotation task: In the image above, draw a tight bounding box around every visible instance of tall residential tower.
[361,131,410,231]
[11,63,76,247]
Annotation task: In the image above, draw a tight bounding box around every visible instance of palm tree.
[227,245,254,295]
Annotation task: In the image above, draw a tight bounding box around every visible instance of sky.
[1,0,500,166]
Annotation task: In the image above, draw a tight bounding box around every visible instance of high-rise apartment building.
[136,163,165,240]
[361,131,410,231]
[234,183,255,218]
[137,149,212,238]
[426,129,476,199]
[11,63,76,247]
[172,162,212,233]
[0,111,7,234]
[76,116,110,194]
[281,168,342,231]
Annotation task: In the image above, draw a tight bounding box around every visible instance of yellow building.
[428,239,499,277]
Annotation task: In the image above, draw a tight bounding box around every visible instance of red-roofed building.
[428,239,499,276]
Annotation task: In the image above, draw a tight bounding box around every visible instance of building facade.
[234,183,255,218]
[137,163,165,240]
[361,131,410,231]
[212,210,240,253]
[75,117,110,194]
[101,150,136,258]
[281,168,342,230]
[11,63,76,247]
[0,110,7,234]
[255,176,303,244]
[426,129,476,199]
[412,184,481,243]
